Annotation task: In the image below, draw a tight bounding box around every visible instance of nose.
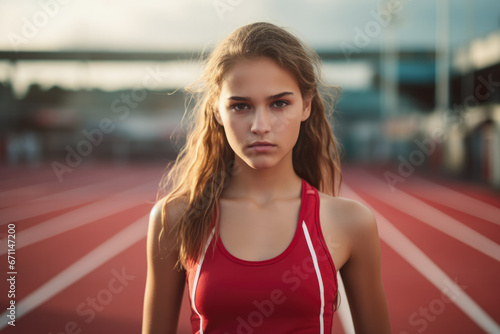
[251,107,272,135]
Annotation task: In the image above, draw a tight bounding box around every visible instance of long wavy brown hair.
[157,21,343,310]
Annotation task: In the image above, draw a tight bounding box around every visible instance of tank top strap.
[303,178,318,197]
[300,178,319,231]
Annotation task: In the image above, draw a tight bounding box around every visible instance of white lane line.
[336,274,355,334]
[343,184,500,334]
[407,175,500,225]
[0,169,114,199]
[0,174,118,203]
[0,174,158,222]
[354,170,500,262]
[0,214,149,330]
[29,169,159,203]
[0,181,156,255]
[0,177,126,215]
[0,169,56,188]
[0,180,58,203]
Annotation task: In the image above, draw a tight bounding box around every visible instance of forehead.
[220,57,300,97]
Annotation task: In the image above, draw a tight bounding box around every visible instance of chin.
[244,157,277,170]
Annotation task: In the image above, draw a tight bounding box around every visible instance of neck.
[222,150,302,204]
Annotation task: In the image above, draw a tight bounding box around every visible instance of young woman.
[142,22,391,334]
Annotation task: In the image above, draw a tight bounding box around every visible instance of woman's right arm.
[142,198,187,334]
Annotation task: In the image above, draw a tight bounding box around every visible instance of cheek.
[273,112,302,135]
[223,117,246,143]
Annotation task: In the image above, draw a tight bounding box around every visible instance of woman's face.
[215,56,311,170]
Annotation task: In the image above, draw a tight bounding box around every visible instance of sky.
[1,0,499,52]
[0,0,499,95]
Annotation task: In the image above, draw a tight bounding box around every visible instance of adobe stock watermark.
[383,72,500,192]
[446,73,500,126]
[213,0,244,21]
[227,241,331,334]
[48,267,135,334]
[399,276,468,334]
[8,0,73,52]
[340,0,412,61]
[384,129,444,192]
[51,64,170,182]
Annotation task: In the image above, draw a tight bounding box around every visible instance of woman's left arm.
[339,201,391,333]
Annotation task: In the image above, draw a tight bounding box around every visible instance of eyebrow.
[228,92,294,101]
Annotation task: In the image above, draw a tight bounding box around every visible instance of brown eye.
[271,100,289,109]
[230,103,250,111]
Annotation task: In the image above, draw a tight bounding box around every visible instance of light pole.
[436,0,450,116]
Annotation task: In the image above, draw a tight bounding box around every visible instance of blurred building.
[333,29,500,190]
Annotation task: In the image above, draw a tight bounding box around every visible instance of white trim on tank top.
[302,220,326,334]
[191,227,216,334]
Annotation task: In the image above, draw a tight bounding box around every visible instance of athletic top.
[185,178,338,334]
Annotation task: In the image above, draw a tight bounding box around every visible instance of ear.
[301,93,312,122]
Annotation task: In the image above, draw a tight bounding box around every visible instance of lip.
[248,141,276,153]
[248,141,275,148]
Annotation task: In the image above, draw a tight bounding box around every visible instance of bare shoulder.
[317,191,379,270]
[318,191,376,233]
[150,196,189,234]
[147,195,190,259]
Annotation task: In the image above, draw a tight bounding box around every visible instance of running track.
[0,161,499,334]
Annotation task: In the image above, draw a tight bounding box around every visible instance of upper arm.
[142,197,187,334]
[339,201,391,334]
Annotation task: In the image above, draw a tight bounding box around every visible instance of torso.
[187,179,342,333]
[218,189,352,273]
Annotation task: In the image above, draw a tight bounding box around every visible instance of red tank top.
[185,178,338,333]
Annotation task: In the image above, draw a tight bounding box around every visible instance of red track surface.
[0,161,498,334]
